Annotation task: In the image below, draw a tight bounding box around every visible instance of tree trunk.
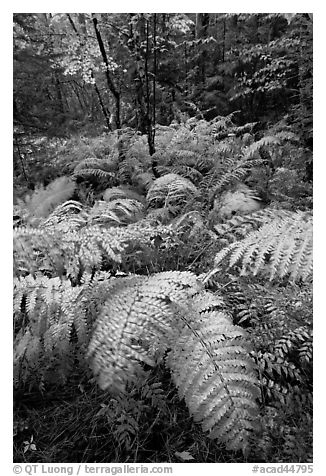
[195,13,210,84]
[92,15,121,130]
[67,14,112,131]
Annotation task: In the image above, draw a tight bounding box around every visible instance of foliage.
[103,186,146,204]
[14,14,312,146]
[16,176,76,223]
[211,185,262,220]
[14,263,260,453]
[14,216,170,279]
[206,270,312,462]
[167,291,260,454]
[146,173,199,211]
[73,157,115,182]
[13,12,313,461]
[88,271,201,393]
[210,210,312,282]
[14,274,91,386]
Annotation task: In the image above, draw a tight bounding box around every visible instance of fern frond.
[20,177,76,221]
[243,136,280,161]
[14,329,42,367]
[74,157,116,173]
[147,173,198,209]
[167,303,260,454]
[87,270,259,453]
[167,165,204,183]
[14,220,171,278]
[211,156,265,196]
[42,200,88,229]
[13,274,89,385]
[274,326,312,359]
[87,271,201,392]
[213,211,312,282]
[74,168,114,180]
[88,199,145,226]
[73,157,117,184]
[103,186,145,204]
[213,208,297,240]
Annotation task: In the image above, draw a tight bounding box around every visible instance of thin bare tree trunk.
[67,14,112,131]
[92,15,121,130]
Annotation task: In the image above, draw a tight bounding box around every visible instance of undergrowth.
[13,115,313,463]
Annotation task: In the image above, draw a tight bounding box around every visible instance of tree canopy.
[14,13,312,142]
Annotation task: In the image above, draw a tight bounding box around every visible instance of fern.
[210,156,265,196]
[74,168,114,180]
[74,157,116,172]
[161,164,204,184]
[88,199,145,226]
[146,173,198,209]
[212,208,297,240]
[243,136,280,161]
[17,176,76,222]
[167,296,260,454]
[274,326,313,361]
[103,186,145,204]
[73,157,116,181]
[42,200,88,228]
[155,150,205,184]
[204,130,297,202]
[14,275,88,386]
[87,271,260,453]
[211,211,312,282]
[14,270,134,387]
[87,271,201,392]
[14,219,171,278]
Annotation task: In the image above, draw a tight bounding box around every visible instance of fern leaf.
[74,168,113,180]
[228,241,249,268]
[14,328,42,386]
[43,201,87,229]
[147,173,198,208]
[167,306,260,454]
[103,186,145,204]
[243,136,280,160]
[289,227,313,282]
[89,199,145,226]
[213,211,312,282]
[14,220,171,279]
[87,272,201,392]
[24,177,76,220]
[74,157,112,172]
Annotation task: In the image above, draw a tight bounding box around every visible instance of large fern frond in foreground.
[87,272,260,453]
[211,211,312,282]
[87,271,201,392]
[167,293,260,454]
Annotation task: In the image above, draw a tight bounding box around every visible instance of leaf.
[175,451,195,461]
